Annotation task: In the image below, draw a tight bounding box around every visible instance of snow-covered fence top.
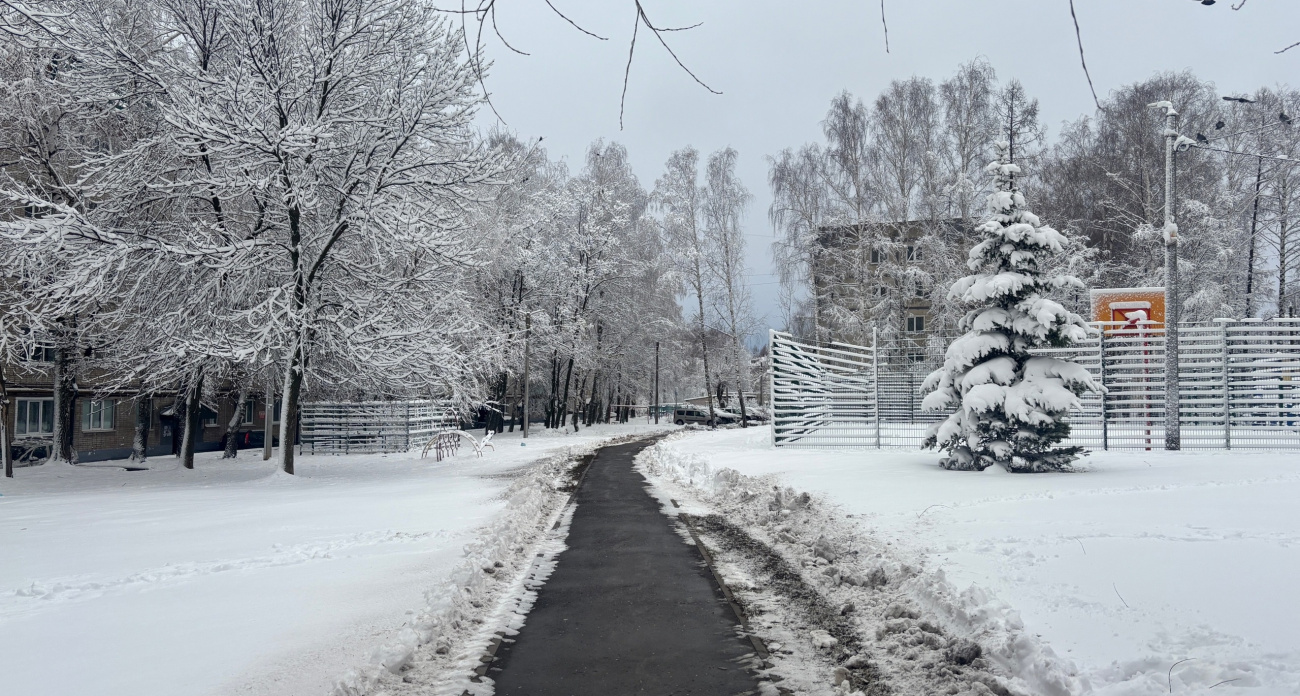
[299,400,458,455]
[770,321,1300,451]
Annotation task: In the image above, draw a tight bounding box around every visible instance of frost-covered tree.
[1,0,509,474]
[655,147,717,425]
[702,147,755,425]
[922,143,1097,473]
[768,144,831,343]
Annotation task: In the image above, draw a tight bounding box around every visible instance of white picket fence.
[770,320,1300,450]
[299,400,458,454]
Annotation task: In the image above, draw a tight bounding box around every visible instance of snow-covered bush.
[921,143,1098,472]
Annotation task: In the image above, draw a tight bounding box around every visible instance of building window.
[907,351,925,363]
[241,401,256,426]
[82,399,116,432]
[906,315,926,333]
[202,406,219,428]
[906,245,923,262]
[16,398,55,436]
[870,249,880,264]
[26,345,56,362]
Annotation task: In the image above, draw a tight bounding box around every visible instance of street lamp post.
[1150,100,1181,450]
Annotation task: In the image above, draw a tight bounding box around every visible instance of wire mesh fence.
[299,400,458,455]
[770,319,1300,451]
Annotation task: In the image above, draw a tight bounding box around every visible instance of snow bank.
[639,435,1080,696]
[643,429,1300,696]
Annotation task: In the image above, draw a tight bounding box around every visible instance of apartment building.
[5,349,275,464]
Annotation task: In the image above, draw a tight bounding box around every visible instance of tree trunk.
[546,353,559,429]
[696,282,716,426]
[262,378,275,460]
[1,363,12,478]
[222,385,249,459]
[1245,156,1263,317]
[654,341,660,425]
[734,339,749,427]
[50,345,77,463]
[1278,179,1290,315]
[130,395,150,462]
[180,370,205,470]
[583,371,596,426]
[279,349,304,475]
[522,315,531,438]
[490,372,508,434]
[558,355,574,431]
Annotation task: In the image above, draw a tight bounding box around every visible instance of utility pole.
[654,341,660,425]
[522,313,531,439]
[1151,100,1181,450]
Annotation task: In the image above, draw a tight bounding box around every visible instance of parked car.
[672,406,739,426]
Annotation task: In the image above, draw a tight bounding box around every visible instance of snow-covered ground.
[649,428,1300,696]
[0,424,665,696]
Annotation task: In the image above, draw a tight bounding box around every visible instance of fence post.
[1221,321,1231,450]
[1098,329,1109,451]
[873,327,881,449]
[769,329,777,448]
[405,401,411,452]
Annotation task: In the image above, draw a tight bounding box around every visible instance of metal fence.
[299,400,458,454]
[770,319,1300,450]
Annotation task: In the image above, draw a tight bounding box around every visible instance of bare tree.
[993,79,1046,169]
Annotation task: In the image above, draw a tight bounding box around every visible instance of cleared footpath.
[490,438,759,695]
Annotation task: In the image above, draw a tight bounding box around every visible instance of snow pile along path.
[637,433,1074,696]
[643,428,1300,696]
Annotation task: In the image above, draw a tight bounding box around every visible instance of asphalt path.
[489,437,759,695]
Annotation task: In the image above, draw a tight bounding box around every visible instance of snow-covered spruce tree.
[921,143,1097,472]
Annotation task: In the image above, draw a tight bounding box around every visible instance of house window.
[907,351,925,363]
[202,406,219,428]
[16,398,55,436]
[82,399,116,432]
[906,315,926,333]
[870,249,880,264]
[241,401,256,426]
[906,245,923,262]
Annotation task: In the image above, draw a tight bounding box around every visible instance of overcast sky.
[470,0,1299,341]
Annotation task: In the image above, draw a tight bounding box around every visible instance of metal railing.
[770,319,1300,450]
[299,400,458,455]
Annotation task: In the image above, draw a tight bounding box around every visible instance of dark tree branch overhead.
[618,1,722,130]
[879,0,890,54]
[446,0,1290,130]
[542,0,607,40]
[1068,0,1102,111]
[439,0,719,130]
[1223,0,1297,54]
